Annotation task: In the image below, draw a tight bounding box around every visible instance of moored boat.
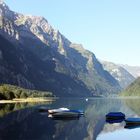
[125,118,140,125]
[50,111,81,118]
[48,107,69,114]
[47,107,84,119]
[106,112,125,120]
[69,110,84,115]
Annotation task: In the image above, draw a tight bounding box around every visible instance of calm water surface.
[0,98,140,140]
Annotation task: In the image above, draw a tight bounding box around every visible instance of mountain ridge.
[120,64,140,78]
[101,60,135,89]
[0,1,121,96]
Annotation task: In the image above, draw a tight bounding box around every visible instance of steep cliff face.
[0,34,91,97]
[68,44,121,95]
[0,1,121,96]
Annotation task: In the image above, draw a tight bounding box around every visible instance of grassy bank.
[0,97,56,104]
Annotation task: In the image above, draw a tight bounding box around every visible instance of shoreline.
[0,97,57,104]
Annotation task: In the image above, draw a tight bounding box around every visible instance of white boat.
[50,111,80,118]
[48,107,69,114]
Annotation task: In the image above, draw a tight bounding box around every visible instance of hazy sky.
[5,0,140,66]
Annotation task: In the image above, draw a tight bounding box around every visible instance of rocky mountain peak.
[0,0,9,14]
[0,1,69,51]
[0,1,122,96]
[0,0,5,4]
[0,1,18,22]
[24,15,48,26]
[0,0,10,10]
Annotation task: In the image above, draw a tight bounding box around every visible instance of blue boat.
[125,118,140,125]
[106,112,125,120]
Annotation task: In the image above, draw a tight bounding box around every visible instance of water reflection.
[125,124,140,129]
[0,101,53,118]
[97,98,140,140]
[106,118,125,124]
[124,99,140,116]
[0,98,140,140]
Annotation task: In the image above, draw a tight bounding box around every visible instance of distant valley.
[101,60,135,89]
[120,65,140,78]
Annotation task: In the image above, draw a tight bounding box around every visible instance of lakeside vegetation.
[121,77,140,96]
[0,84,54,100]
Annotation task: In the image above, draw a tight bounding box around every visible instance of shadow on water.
[0,98,140,140]
[125,124,140,129]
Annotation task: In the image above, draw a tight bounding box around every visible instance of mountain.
[101,61,135,89]
[121,77,140,96]
[0,1,121,97]
[120,65,140,78]
[0,33,91,97]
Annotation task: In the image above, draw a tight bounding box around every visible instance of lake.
[0,98,140,140]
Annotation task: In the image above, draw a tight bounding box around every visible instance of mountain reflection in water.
[0,98,140,140]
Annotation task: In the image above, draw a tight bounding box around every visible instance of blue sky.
[5,0,140,66]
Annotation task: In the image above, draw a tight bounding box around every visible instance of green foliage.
[0,85,15,99]
[121,77,140,96]
[0,84,53,100]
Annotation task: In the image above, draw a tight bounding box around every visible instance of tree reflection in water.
[0,98,139,140]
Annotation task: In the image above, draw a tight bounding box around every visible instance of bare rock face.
[0,1,121,96]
